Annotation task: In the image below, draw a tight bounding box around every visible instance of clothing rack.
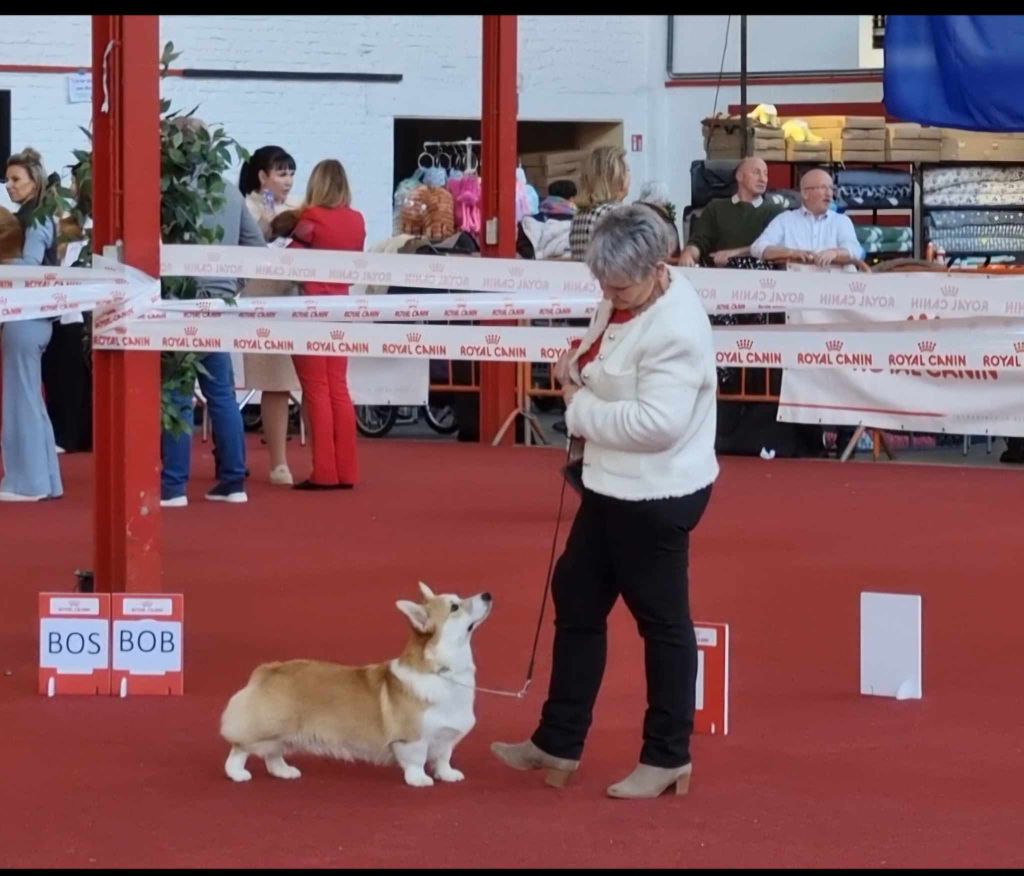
[422,138,482,148]
[419,138,482,173]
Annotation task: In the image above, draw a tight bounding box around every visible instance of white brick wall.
[1,15,870,240]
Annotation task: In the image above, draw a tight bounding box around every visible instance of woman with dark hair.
[1,148,63,501]
[237,145,302,486]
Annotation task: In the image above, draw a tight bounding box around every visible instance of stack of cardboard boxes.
[699,115,1024,165]
[837,117,887,162]
[701,116,785,161]
[939,129,1024,162]
[886,123,942,162]
[518,150,584,195]
[796,116,886,162]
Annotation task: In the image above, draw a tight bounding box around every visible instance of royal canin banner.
[158,244,1024,321]
[93,315,1024,375]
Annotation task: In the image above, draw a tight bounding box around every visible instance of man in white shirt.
[750,168,864,267]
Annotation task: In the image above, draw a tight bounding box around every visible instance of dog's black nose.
[481,592,492,603]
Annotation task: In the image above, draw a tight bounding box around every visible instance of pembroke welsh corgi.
[220,582,492,787]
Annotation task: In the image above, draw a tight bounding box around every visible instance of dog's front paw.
[404,770,435,788]
[226,768,252,783]
[435,766,465,783]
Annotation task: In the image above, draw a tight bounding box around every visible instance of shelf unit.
[917,160,1024,266]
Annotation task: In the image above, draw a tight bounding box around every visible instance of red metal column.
[479,15,519,445]
[91,15,162,592]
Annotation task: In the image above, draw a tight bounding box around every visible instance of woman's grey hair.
[584,204,672,284]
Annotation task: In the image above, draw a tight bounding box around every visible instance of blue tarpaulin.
[883,16,1024,132]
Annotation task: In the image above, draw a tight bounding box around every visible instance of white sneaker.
[269,465,294,486]
[160,496,188,508]
[0,491,47,502]
[205,488,248,504]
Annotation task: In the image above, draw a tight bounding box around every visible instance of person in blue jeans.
[161,351,251,506]
[160,119,267,507]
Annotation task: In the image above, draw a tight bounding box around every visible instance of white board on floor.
[860,592,922,700]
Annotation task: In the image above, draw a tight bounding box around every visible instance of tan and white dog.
[220,583,492,787]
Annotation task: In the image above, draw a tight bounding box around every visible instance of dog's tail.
[219,663,290,745]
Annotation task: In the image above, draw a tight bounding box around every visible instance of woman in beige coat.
[238,145,302,485]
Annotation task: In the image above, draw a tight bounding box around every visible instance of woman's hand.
[553,348,575,387]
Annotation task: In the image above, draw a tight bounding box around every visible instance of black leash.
[443,440,576,699]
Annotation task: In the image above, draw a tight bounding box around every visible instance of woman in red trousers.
[287,159,366,490]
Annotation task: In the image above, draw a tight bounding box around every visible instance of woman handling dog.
[492,205,719,799]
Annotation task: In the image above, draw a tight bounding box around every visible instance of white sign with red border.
[110,593,184,696]
[38,593,111,696]
[694,622,729,736]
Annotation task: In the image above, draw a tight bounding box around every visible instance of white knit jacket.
[565,274,720,501]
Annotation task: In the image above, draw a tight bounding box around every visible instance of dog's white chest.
[390,661,477,739]
[421,684,476,738]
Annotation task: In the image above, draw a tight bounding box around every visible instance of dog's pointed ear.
[418,581,435,601]
[396,600,431,634]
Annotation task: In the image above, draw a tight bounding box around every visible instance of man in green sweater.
[680,157,786,267]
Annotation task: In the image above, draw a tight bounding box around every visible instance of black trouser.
[41,320,92,452]
[532,484,713,768]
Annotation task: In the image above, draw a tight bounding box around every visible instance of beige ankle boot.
[490,739,579,787]
[606,762,692,799]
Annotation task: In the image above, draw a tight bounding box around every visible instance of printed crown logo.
[0,297,7,305]
[736,338,754,350]
[256,328,271,338]
[917,340,936,352]
[330,330,345,340]
[207,251,221,263]
[825,339,843,352]
[759,277,776,290]
[406,332,422,343]
[508,266,525,278]
[279,253,294,266]
[848,281,866,294]
[429,261,445,274]
[197,300,212,311]
[940,284,959,297]
[51,291,67,302]
[354,258,368,270]
[485,333,502,345]
[184,325,199,336]
[1014,341,1024,353]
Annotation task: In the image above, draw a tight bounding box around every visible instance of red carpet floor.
[1,437,1022,868]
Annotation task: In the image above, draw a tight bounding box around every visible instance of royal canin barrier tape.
[160,244,1024,320]
[0,262,160,324]
[93,315,1024,373]
[6,250,1024,374]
